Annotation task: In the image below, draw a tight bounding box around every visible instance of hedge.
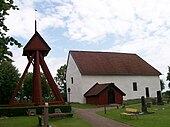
[0,105,72,116]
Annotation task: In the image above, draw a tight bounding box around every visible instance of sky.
[5,0,170,89]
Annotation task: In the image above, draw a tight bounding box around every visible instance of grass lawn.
[97,104,170,127]
[71,103,97,108]
[0,104,94,127]
[0,116,38,127]
[0,113,92,127]
[49,113,92,127]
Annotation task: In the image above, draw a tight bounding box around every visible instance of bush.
[162,91,170,97]
[0,105,72,116]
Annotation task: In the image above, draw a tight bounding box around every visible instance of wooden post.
[32,51,42,105]
[9,53,35,106]
[104,105,107,114]
[44,102,49,127]
[40,54,64,103]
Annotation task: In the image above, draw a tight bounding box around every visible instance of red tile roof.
[70,51,161,75]
[84,83,126,97]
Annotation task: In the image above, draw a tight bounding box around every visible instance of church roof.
[84,83,126,97]
[69,50,161,75]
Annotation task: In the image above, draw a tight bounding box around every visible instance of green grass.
[125,98,152,105]
[0,104,94,127]
[49,113,92,127]
[0,114,91,127]
[97,104,170,127]
[71,103,97,108]
[0,116,38,127]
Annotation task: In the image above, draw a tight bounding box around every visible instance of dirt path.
[74,107,132,127]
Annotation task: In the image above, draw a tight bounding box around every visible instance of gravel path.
[74,107,132,127]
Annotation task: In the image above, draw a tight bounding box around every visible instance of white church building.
[66,50,161,104]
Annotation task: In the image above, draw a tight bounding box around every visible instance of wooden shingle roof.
[23,31,51,56]
[70,51,161,75]
[84,83,126,97]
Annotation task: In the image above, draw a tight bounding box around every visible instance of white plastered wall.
[81,75,160,103]
[66,54,82,103]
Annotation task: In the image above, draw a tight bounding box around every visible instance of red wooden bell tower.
[9,21,64,106]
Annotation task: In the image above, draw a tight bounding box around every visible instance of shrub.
[162,90,170,97]
[0,105,72,116]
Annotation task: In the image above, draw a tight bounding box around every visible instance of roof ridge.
[70,50,136,55]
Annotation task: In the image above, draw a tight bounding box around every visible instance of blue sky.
[5,0,170,88]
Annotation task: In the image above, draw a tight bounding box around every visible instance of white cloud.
[60,0,170,44]
[5,8,35,39]
[6,0,170,43]
[37,14,65,33]
[45,56,66,77]
[11,48,32,75]
[6,0,66,39]
[6,0,170,87]
[11,47,66,77]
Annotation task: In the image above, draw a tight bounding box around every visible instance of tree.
[167,66,170,89]
[162,90,170,98]
[40,73,51,99]
[54,64,67,101]
[0,61,20,104]
[21,72,33,101]
[160,79,165,91]
[19,72,52,101]
[0,0,22,62]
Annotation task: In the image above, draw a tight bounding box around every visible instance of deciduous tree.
[0,0,22,62]
[0,61,20,104]
[160,79,165,91]
[20,72,52,101]
[54,64,67,101]
[167,66,170,89]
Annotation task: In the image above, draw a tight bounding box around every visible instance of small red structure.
[84,83,125,105]
[9,22,64,106]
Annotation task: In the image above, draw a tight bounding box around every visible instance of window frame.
[71,77,73,84]
[133,82,138,91]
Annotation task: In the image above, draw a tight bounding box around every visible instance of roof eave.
[81,73,161,76]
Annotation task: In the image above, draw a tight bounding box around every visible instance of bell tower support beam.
[40,53,64,103]
[32,51,43,105]
[9,53,35,106]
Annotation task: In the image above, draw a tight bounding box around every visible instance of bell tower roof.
[23,31,51,56]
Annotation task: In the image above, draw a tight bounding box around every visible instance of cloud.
[11,48,29,74]
[5,0,36,39]
[6,0,170,43]
[6,0,170,87]
[45,56,66,77]
[51,0,170,44]
[107,35,170,80]
[5,0,66,40]
[11,47,66,77]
